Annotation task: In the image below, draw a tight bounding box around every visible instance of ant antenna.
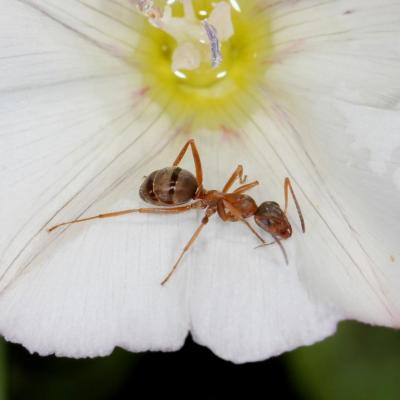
[284,178,305,233]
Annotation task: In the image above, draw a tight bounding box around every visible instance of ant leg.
[284,178,305,233]
[233,181,259,195]
[218,200,267,245]
[161,208,216,286]
[48,201,205,232]
[172,139,203,192]
[222,165,247,192]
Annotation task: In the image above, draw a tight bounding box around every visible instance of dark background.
[5,321,400,400]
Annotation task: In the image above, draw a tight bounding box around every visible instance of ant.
[48,139,305,285]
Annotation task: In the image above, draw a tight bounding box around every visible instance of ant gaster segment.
[48,140,305,285]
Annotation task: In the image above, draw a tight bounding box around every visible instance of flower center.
[134,1,273,130]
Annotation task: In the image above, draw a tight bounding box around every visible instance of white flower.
[0,0,399,363]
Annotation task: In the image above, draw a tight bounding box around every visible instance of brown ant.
[48,139,305,285]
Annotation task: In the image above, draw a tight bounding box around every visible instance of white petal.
[10,0,145,58]
[0,210,193,357]
[246,104,400,326]
[0,0,189,355]
[1,0,399,364]
[184,136,340,363]
[258,0,400,324]
[267,0,400,107]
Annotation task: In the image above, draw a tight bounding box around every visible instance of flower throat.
[133,0,273,130]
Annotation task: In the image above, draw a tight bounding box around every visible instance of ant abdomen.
[139,167,198,206]
[254,201,292,239]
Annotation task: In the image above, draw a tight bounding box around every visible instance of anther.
[202,19,223,68]
[135,0,162,19]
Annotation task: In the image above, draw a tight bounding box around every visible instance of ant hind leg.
[48,201,205,232]
[172,139,204,192]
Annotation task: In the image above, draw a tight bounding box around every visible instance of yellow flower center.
[134,1,272,130]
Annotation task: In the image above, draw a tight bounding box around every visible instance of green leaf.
[285,321,400,400]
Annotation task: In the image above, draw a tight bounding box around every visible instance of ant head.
[254,201,292,239]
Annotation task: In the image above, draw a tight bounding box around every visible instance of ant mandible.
[48,139,305,285]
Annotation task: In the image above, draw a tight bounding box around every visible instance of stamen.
[202,19,223,68]
[134,0,162,19]
[136,1,231,71]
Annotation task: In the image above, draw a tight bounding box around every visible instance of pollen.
[132,0,273,130]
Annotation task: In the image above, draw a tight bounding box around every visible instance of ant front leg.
[283,178,305,233]
[233,181,259,195]
[172,139,204,193]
